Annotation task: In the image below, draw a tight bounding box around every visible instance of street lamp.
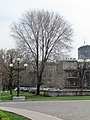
[9,63,13,97]
[9,58,27,97]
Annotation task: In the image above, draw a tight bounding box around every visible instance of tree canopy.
[11,10,73,95]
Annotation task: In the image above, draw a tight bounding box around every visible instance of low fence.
[44,90,90,96]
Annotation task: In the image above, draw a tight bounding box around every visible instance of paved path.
[0,100,90,120]
[0,107,61,120]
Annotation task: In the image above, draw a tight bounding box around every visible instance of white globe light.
[9,63,13,67]
[24,63,28,67]
[17,58,20,62]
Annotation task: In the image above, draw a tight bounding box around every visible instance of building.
[63,59,90,89]
[58,45,90,89]
[78,45,90,59]
[42,58,90,89]
[63,59,79,88]
[42,61,64,88]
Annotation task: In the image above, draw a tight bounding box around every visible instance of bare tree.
[11,10,73,95]
[0,49,19,90]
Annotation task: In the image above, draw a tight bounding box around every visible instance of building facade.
[42,61,64,88]
[78,45,90,59]
[42,59,90,89]
[63,59,79,88]
[63,59,90,89]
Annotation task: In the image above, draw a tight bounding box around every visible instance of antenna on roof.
[84,40,85,45]
[84,37,85,45]
[84,37,87,45]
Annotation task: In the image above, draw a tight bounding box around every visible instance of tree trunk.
[36,74,42,95]
[36,83,40,95]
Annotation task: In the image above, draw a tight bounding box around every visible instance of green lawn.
[1,90,90,101]
[25,94,90,101]
[0,110,30,120]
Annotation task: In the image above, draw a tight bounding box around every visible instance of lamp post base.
[12,96,25,101]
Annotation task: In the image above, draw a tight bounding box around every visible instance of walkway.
[0,106,62,120]
[0,100,90,120]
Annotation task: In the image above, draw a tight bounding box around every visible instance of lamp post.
[9,63,13,97]
[9,58,27,97]
[17,58,20,97]
[77,59,90,95]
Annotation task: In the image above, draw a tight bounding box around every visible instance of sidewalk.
[0,107,63,120]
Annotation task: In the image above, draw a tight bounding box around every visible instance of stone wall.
[44,90,90,96]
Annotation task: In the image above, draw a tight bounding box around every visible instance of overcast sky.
[0,0,90,58]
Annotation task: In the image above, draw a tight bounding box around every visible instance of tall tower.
[78,45,90,59]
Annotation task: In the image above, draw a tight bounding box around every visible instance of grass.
[1,91,13,101]
[0,110,9,120]
[0,110,30,120]
[1,90,90,101]
[25,94,90,101]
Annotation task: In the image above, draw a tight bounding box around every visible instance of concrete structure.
[63,59,90,89]
[43,58,90,90]
[44,90,90,96]
[63,59,79,88]
[78,45,90,59]
[13,96,25,101]
[42,61,64,89]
